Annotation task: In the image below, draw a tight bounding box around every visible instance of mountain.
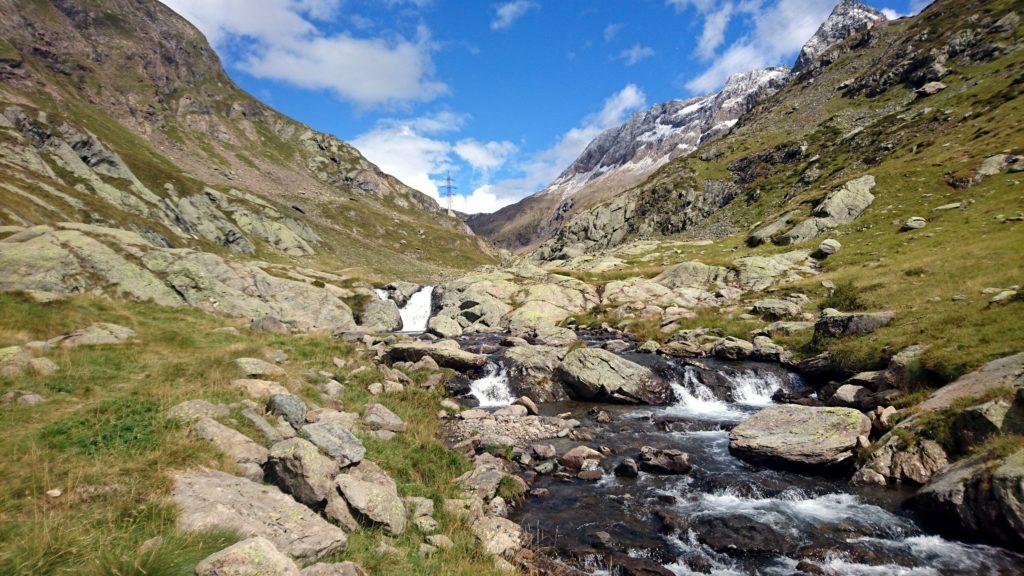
[0,0,494,283]
[468,1,888,253]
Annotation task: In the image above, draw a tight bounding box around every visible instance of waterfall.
[398,286,434,332]
[725,369,783,406]
[469,363,514,408]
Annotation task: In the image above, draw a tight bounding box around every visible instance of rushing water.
[469,362,515,407]
[508,355,1024,576]
[375,286,434,332]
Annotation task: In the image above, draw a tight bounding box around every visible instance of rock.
[323,490,361,532]
[300,562,366,576]
[410,355,440,372]
[361,403,406,432]
[414,516,439,532]
[614,458,639,478]
[172,468,347,561]
[778,176,875,245]
[556,347,672,405]
[827,384,873,410]
[902,216,927,231]
[192,418,269,482]
[854,435,948,486]
[532,443,557,459]
[751,299,802,319]
[242,408,286,445]
[954,400,1010,452]
[404,495,434,518]
[990,290,1019,305]
[470,516,525,557]
[264,349,289,364]
[236,358,287,379]
[561,445,604,469]
[426,534,454,549]
[494,404,528,418]
[267,394,308,430]
[251,316,291,335]
[637,446,692,475]
[195,537,300,576]
[300,420,365,467]
[334,460,407,534]
[915,81,947,97]
[817,238,841,256]
[513,396,539,415]
[917,353,1024,412]
[167,399,229,424]
[359,298,402,332]
[729,405,871,470]
[503,344,567,402]
[427,315,463,338]
[713,337,755,360]
[457,463,507,500]
[233,379,289,399]
[690,514,796,556]
[813,308,894,339]
[55,323,135,348]
[910,449,1024,550]
[27,357,57,376]
[267,438,339,506]
[386,342,487,371]
[638,340,660,354]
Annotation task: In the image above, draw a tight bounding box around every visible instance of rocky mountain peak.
[793,0,887,72]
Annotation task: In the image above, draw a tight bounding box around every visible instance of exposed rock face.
[172,469,347,561]
[502,344,569,402]
[0,225,357,333]
[192,417,269,482]
[916,353,1024,412]
[853,435,948,486]
[195,537,301,576]
[729,405,871,470]
[556,347,672,405]
[793,0,886,73]
[300,420,365,468]
[334,460,407,535]
[267,438,340,506]
[910,449,1024,550]
[359,298,402,332]
[777,175,876,245]
[386,341,488,371]
[814,308,894,339]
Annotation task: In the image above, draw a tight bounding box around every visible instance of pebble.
[46,489,62,498]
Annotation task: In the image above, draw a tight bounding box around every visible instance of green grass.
[0,294,506,575]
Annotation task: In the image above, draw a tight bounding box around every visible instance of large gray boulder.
[778,175,875,245]
[192,417,269,482]
[300,420,365,467]
[333,460,406,535]
[267,438,340,506]
[195,537,300,576]
[503,344,569,402]
[910,449,1024,550]
[172,468,347,561]
[814,308,894,339]
[852,434,948,486]
[555,347,672,405]
[359,298,402,332]
[917,353,1024,412]
[729,405,871,470]
[386,341,487,371]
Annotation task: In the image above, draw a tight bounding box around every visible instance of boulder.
[166,399,229,424]
[267,394,308,430]
[910,449,1024,550]
[233,379,289,399]
[637,446,692,475]
[267,438,340,506]
[954,400,1010,452]
[902,217,927,231]
[827,384,873,410]
[301,562,366,576]
[427,315,463,338]
[751,299,801,320]
[192,418,269,481]
[556,347,672,405]
[690,514,797,556]
[236,357,287,378]
[251,316,291,334]
[334,460,406,535]
[195,537,300,576]
[713,337,755,360]
[817,238,841,256]
[54,323,136,348]
[503,344,568,402]
[813,308,894,339]
[614,458,639,478]
[470,516,525,557]
[732,250,812,291]
[653,261,734,290]
[728,405,871,470]
[561,445,604,470]
[172,469,347,561]
[386,342,487,371]
[916,353,1024,412]
[359,298,402,332]
[853,435,947,486]
[778,175,875,245]
[361,403,406,432]
[300,420,365,467]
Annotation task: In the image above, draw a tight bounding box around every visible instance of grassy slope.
[0,294,503,576]
[559,1,1024,382]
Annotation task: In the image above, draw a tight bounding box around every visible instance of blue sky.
[160,0,926,213]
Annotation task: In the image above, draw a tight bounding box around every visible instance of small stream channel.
[374,291,1024,575]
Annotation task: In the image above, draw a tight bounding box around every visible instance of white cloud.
[159,0,446,107]
[475,84,647,211]
[618,43,655,66]
[683,0,839,93]
[351,122,452,196]
[491,1,537,30]
[455,139,517,173]
[696,3,735,59]
[448,185,513,214]
[603,23,623,42]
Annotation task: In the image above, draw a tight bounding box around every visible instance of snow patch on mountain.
[794,0,886,73]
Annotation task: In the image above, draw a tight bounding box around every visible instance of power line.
[443,170,456,214]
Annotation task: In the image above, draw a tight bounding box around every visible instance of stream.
[376,289,1024,575]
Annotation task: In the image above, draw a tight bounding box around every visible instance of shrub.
[819,280,868,311]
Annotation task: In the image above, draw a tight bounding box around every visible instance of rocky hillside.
[467,1,885,252]
[0,0,494,284]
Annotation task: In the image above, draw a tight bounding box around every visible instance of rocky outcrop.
[814,308,894,339]
[359,298,402,332]
[729,405,871,470]
[910,449,1024,550]
[333,460,407,535]
[0,224,357,333]
[502,344,569,402]
[776,176,876,245]
[172,468,347,561]
[386,341,488,371]
[195,537,301,576]
[793,1,886,73]
[555,347,672,405]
